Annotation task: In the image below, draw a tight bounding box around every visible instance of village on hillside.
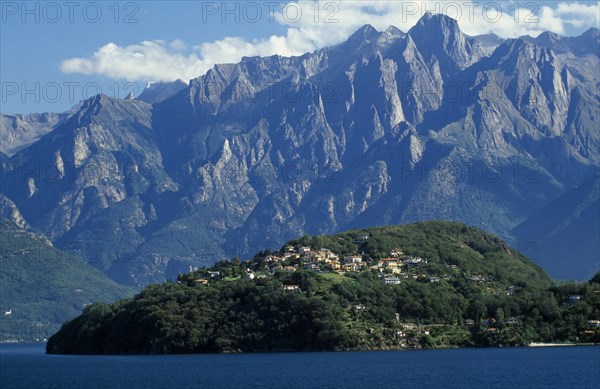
[182,240,595,343]
[190,240,517,298]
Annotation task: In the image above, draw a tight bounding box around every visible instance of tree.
[495,307,505,322]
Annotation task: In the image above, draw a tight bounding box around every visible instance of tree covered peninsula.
[47,222,600,354]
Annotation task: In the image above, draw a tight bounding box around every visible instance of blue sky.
[1,1,598,114]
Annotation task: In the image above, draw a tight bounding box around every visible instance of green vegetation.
[0,219,136,341]
[46,221,600,354]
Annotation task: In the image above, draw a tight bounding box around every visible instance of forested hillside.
[47,222,600,354]
[0,219,135,341]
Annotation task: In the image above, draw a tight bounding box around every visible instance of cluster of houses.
[580,319,600,338]
[463,317,520,331]
[254,244,514,291]
[264,246,355,272]
[264,246,341,269]
[192,245,525,302]
[379,255,428,273]
[192,270,234,285]
[588,320,600,328]
[262,245,434,282]
[187,245,528,307]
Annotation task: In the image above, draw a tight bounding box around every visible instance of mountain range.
[1,13,598,285]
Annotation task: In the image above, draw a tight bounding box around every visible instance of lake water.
[1,343,598,389]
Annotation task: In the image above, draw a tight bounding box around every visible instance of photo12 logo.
[200,1,339,24]
[397,1,540,24]
[1,81,140,105]
[1,1,140,23]
[197,1,542,26]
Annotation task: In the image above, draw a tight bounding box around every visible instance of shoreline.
[528,342,594,347]
[6,342,594,355]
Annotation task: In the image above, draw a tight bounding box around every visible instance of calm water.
[0,343,598,389]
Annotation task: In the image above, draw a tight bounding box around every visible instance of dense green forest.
[0,219,135,341]
[46,221,600,354]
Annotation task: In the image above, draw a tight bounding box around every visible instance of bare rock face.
[1,112,67,156]
[0,194,28,229]
[137,80,187,105]
[1,15,598,284]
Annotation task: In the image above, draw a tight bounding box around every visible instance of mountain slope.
[1,95,182,279]
[0,111,70,156]
[513,174,600,280]
[0,219,135,341]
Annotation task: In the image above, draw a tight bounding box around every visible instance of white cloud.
[60,40,204,82]
[555,2,600,28]
[60,1,599,83]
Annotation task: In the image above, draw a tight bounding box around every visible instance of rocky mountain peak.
[412,12,460,34]
[377,26,405,48]
[407,12,481,75]
[581,27,599,42]
[348,24,380,44]
[520,28,600,56]
[71,94,152,126]
[568,28,600,56]
[137,80,188,105]
[383,25,404,38]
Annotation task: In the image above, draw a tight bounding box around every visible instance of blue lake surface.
[1,343,599,389]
